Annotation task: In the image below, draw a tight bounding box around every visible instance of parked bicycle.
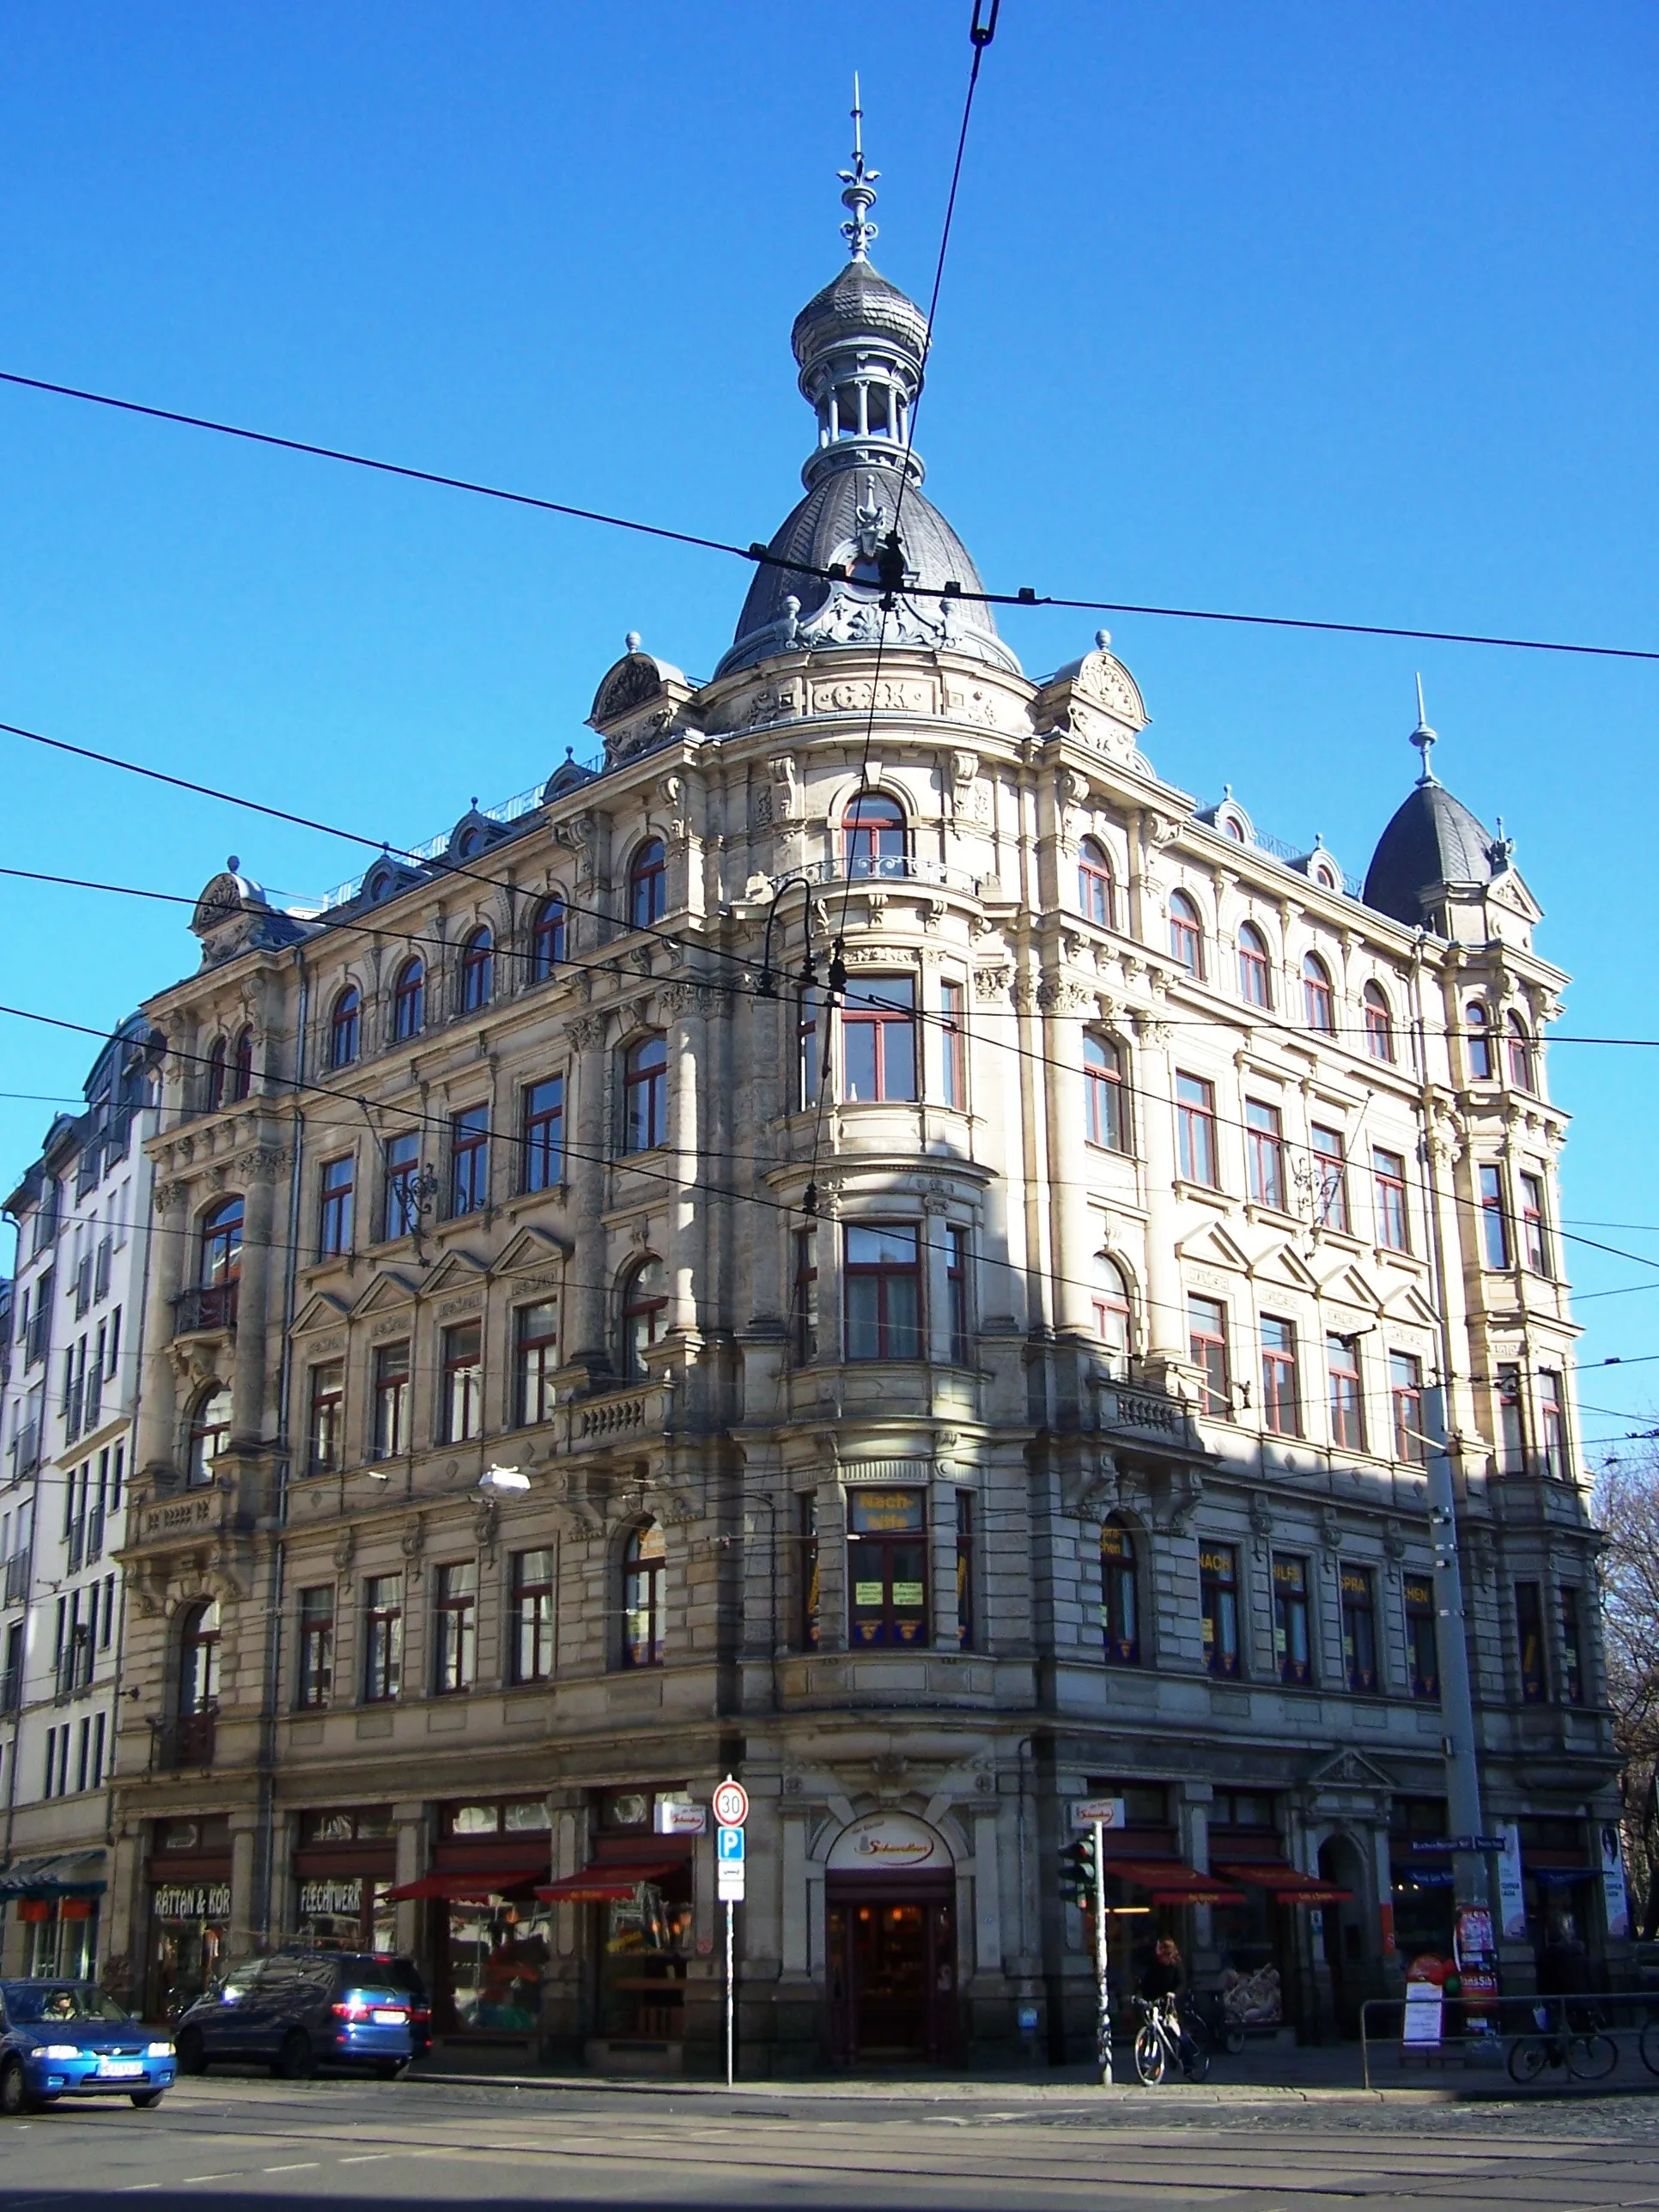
[1506,1999,1618,2084]
[1130,1994,1212,2085]
[1638,2013,1659,2078]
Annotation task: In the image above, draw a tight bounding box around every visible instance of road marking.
[338,2154,395,2163]
[263,2162,320,2172]
[180,2176,239,2185]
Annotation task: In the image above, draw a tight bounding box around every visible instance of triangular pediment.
[1305,1746,1397,1791]
[1382,1280,1443,1331]
[292,1291,352,1336]
[1317,1266,1385,1318]
[1255,1241,1321,1294]
[496,1225,573,1276]
[1487,868,1542,923]
[418,1249,489,1297]
[1178,1222,1252,1273]
[350,1269,422,1320]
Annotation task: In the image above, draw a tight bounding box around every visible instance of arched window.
[459,927,494,1013]
[621,1256,667,1377]
[179,1598,222,1719]
[1465,1002,1492,1081]
[1237,921,1273,1009]
[1168,890,1204,978]
[629,839,666,931]
[329,988,361,1069]
[842,792,908,878]
[1363,981,1395,1062]
[1101,1519,1140,1665]
[232,1027,254,1101]
[1303,953,1335,1034]
[622,1033,668,1153]
[392,957,424,1041]
[1084,1034,1128,1152]
[531,894,567,981]
[1091,1255,1133,1374]
[1507,1012,1535,1092]
[622,1521,665,1668]
[204,1038,228,1112]
[198,1196,243,1328]
[187,1385,233,1486]
[1078,837,1115,928]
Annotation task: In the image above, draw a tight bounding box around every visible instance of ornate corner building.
[93,139,1617,2069]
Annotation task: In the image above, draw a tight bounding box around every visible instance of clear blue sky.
[3,3,1656,1440]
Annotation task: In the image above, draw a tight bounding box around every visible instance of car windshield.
[3,1983,131,2024]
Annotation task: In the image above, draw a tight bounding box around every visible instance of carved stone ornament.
[811,671,933,716]
[473,1498,501,1561]
[153,1180,189,1215]
[236,1145,289,1185]
[973,966,1013,1004]
[565,1013,606,1050]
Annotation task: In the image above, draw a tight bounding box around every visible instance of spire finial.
[1410,672,1438,786]
[838,76,879,261]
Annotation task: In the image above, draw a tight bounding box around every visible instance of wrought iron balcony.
[3,1552,29,1607]
[173,1283,238,1335]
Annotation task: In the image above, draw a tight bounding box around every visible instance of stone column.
[1042,996,1092,1337]
[137,1179,189,1477]
[229,1136,282,1449]
[392,1802,425,1960]
[565,1017,611,1370]
[228,1816,258,1962]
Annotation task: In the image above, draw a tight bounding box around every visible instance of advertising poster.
[1498,1825,1528,1942]
[1454,1905,1499,2033]
[1600,1824,1632,1942]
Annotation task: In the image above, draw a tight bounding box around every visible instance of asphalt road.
[7,2073,1659,2211]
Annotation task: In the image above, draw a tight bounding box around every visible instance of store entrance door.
[827,1875,957,2064]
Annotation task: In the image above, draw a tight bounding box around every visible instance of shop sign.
[1401,1980,1443,2050]
[826,1812,949,1872]
[1599,1823,1632,1941]
[1071,1798,1127,1830]
[153,1882,231,1922]
[299,1879,362,1919]
[654,1799,708,1835]
[1497,1825,1528,1942]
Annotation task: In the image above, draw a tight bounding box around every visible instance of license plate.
[96,2059,143,2078]
[371,2009,406,2026]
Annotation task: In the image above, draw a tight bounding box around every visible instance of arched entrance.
[1316,1834,1370,2036]
[824,1813,957,2064]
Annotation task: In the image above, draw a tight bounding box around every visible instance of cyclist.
[1138,1940,1207,2077]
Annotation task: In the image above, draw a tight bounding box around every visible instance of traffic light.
[1060,1831,1098,1908]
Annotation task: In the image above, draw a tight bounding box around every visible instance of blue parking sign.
[717,1825,745,1863]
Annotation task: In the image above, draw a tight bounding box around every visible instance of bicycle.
[1130,1994,1212,2086]
[1505,2000,1618,2084]
[1637,2012,1659,2077]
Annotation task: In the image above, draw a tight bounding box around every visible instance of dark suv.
[175,1952,425,2078]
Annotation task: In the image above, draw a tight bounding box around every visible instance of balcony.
[10,1423,40,1476]
[94,1238,112,1302]
[63,1376,84,1444]
[1094,1376,1202,1457]
[3,1552,28,1607]
[173,1283,238,1336]
[73,1255,93,1318]
[86,1504,105,1564]
[0,1666,19,1715]
[55,1631,94,1702]
[152,1711,216,1771]
[82,1367,103,1431]
[777,855,984,897]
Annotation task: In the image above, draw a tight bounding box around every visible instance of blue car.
[0,1980,176,2112]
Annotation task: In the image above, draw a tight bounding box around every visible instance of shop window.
[1516,1581,1549,1703]
[441,1322,483,1443]
[514,1300,559,1427]
[939,978,967,1109]
[531,894,567,980]
[841,975,917,1103]
[459,927,494,1013]
[1200,1543,1242,1679]
[297,1585,333,1709]
[187,1382,233,1486]
[1465,1001,1492,1079]
[799,1496,820,1650]
[1363,982,1395,1062]
[622,1033,668,1152]
[1260,1318,1300,1436]
[1085,1034,1128,1151]
[1237,921,1273,1009]
[1176,1073,1218,1187]
[522,1075,564,1192]
[1247,1100,1286,1211]
[1520,1173,1550,1274]
[629,838,667,930]
[511,1548,556,1683]
[1272,1554,1312,1686]
[842,791,908,878]
[319,1155,355,1258]
[1340,1565,1378,1692]
[451,1105,489,1216]
[622,1521,665,1668]
[1303,953,1335,1034]
[384,1133,422,1241]
[1558,1585,1585,1705]
[848,1487,928,1648]
[596,1854,691,2051]
[956,1492,975,1650]
[373,1339,410,1460]
[844,1223,922,1360]
[1168,890,1204,978]
[363,1575,403,1702]
[1540,1370,1568,1480]
[1078,837,1115,927]
[1497,1362,1526,1473]
[1100,1520,1139,1665]
[1310,1123,1350,1233]
[1092,1255,1133,1375]
[329,988,361,1070]
[1404,1575,1439,1699]
[434,1562,477,1695]
[1479,1164,1510,1269]
[1390,1352,1425,1463]
[392,957,424,1041]
[621,1256,667,1378]
[792,1227,819,1364]
[307,1361,344,1474]
[1188,1294,1230,1416]
[1327,1334,1365,1452]
[1373,1146,1409,1252]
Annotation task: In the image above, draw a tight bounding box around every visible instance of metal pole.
[725,1897,735,2087]
[1092,1816,1112,2085]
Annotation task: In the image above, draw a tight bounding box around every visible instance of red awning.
[386,1871,543,1903]
[1214,1862,1352,1905]
[537,1861,678,1905]
[1109,1859,1246,1907]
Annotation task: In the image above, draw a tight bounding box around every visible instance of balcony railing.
[10,1423,40,1476]
[3,1552,29,1607]
[55,1632,94,1702]
[94,1238,112,1302]
[82,1367,103,1431]
[0,1666,19,1715]
[73,1255,93,1317]
[64,1375,84,1443]
[1097,1377,1194,1447]
[779,855,983,897]
[173,1283,239,1335]
[152,1710,216,1771]
[86,1504,105,1565]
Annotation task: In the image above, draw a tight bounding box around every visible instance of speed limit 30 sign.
[713,1777,750,1828]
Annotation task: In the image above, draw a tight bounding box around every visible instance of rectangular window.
[1200,1543,1242,1679]
[1404,1574,1439,1700]
[1084,1036,1128,1152]
[522,1076,564,1194]
[373,1340,411,1461]
[319,1155,355,1257]
[841,975,917,1103]
[1498,1362,1526,1474]
[1272,1553,1313,1686]
[1246,1099,1286,1211]
[844,1223,922,1361]
[1516,1580,1548,1704]
[1188,1294,1230,1416]
[307,1360,344,1474]
[1100,1521,1140,1665]
[1373,1147,1410,1252]
[451,1105,489,1217]
[1176,1073,1218,1187]
[792,1228,819,1364]
[511,1548,556,1683]
[1479,1164,1510,1268]
[1260,1317,1301,1436]
[384,1132,421,1242]
[1539,1370,1568,1480]
[514,1301,559,1427]
[442,1322,483,1443]
[939,979,967,1109]
[947,1226,972,1366]
[434,1561,477,1694]
[1390,1352,1425,1463]
[848,1487,928,1647]
[1327,1334,1365,1451]
[91,1709,106,1790]
[798,1495,820,1652]
[1518,1172,1550,1273]
[1558,1586,1585,1705]
[955,1491,975,1650]
[297,1585,334,1709]
[1340,1564,1378,1692]
[796,986,824,1112]
[363,1574,403,1703]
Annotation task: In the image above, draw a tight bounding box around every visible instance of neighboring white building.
[0,1016,159,1976]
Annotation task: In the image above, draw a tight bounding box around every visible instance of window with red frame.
[1465,1001,1492,1079]
[1078,836,1115,927]
[531,894,567,980]
[842,792,908,878]
[1237,921,1273,1008]
[1092,1254,1132,1374]
[629,840,666,930]
[844,1223,922,1360]
[622,1257,667,1378]
[441,1321,483,1443]
[318,1155,354,1257]
[1539,1370,1568,1479]
[1310,1122,1350,1233]
[1168,890,1204,977]
[841,975,916,1103]
[1507,1013,1535,1091]
[450,1106,489,1215]
[1479,1164,1510,1268]
[1085,1033,1127,1151]
[1373,1146,1409,1251]
[1520,1172,1550,1273]
[939,978,967,1109]
[1363,982,1395,1062]
[459,927,493,1013]
[232,1027,254,1100]
[1246,1099,1286,1211]
[622,1521,665,1667]
[1389,1352,1425,1463]
[205,1038,228,1111]
[622,1033,668,1151]
[1327,1334,1364,1450]
[307,1360,344,1474]
[1176,1073,1218,1186]
[1188,1293,1230,1414]
[392,957,424,1041]
[1261,1317,1301,1435]
[514,1300,559,1426]
[521,1075,564,1192]
[329,988,361,1069]
[1303,953,1335,1034]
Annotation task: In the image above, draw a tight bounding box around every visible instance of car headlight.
[40,2044,82,2060]
[145,2041,175,2058]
